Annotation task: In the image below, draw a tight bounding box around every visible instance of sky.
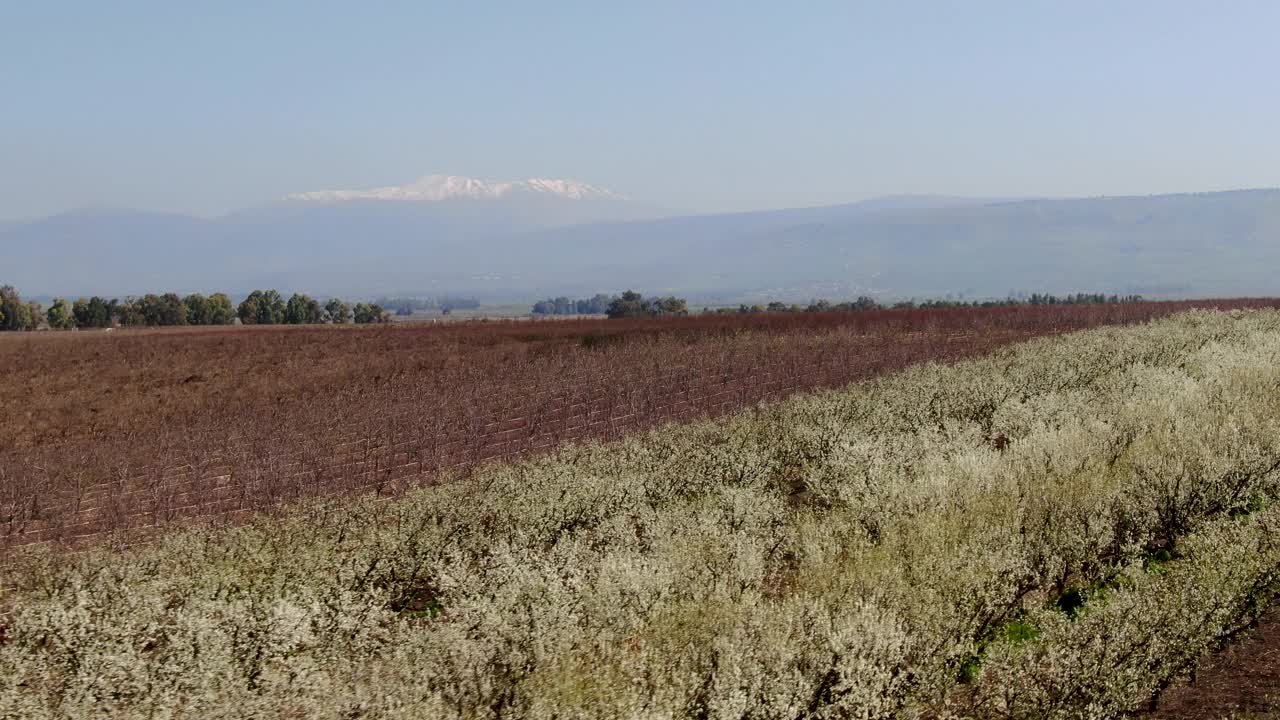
[3,0,1280,220]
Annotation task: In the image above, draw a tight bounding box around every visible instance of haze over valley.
[7,177,1280,301]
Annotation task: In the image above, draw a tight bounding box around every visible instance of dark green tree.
[0,286,31,331]
[534,293,616,315]
[117,298,144,326]
[324,298,352,324]
[46,298,76,330]
[606,290,648,319]
[72,298,89,327]
[353,302,388,324]
[25,301,43,330]
[183,293,211,325]
[653,296,688,316]
[238,290,286,325]
[236,296,257,324]
[72,297,113,328]
[139,293,187,326]
[285,293,324,324]
[205,293,235,324]
[606,291,688,318]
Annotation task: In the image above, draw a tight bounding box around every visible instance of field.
[7,301,1270,549]
[7,306,1280,717]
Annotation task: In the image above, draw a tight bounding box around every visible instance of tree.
[585,294,613,314]
[652,296,688,316]
[92,297,115,326]
[25,301,43,330]
[237,294,258,324]
[165,293,188,325]
[238,290,286,325]
[606,290,649,319]
[205,293,235,325]
[179,293,235,325]
[117,298,144,326]
[113,294,188,326]
[72,298,90,327]
[324,298,352,324]
[438,297,479,312]
[117,297,142,325]
[183,293,211,325]
[534,293,615,315]
[139,293,187,326]
[285,293,324,325]
[353,302,388,324]
[71,296,115,328]
[46,298,76,330]
[606,290,688,319]
[0,286,31,331]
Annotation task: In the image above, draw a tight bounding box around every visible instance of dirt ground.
[1145,608,1280,719]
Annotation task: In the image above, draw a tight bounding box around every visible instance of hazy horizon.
[10,182,1280,225]
[6,1,1280,221]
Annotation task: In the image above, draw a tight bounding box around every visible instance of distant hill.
[5,183,1280,300]
[2,174,663,297]
[496,189,1280,300]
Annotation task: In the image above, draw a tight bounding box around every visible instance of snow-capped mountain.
[12,189,1280,301]
[285,174,625,203]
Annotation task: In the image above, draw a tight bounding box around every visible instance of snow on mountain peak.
[285,174,624,203]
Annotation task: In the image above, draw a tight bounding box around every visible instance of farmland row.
[1,331,1010,547]
[4,299,1279,549]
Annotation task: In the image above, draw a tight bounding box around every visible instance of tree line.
[532,291,689,319]
[0,285,1152,331]
[711,292,1147,314]
[235,290,389,326]
[531,294,615,316]
[0,285,391,331]
[379,296,482,317]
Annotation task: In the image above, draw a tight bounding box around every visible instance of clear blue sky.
[3,1,1279,220]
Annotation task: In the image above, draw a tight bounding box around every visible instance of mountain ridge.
[5,188,1280,300]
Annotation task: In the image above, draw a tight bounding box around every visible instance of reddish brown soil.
[3,300,1277,550]
[1145,608,1280,719]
